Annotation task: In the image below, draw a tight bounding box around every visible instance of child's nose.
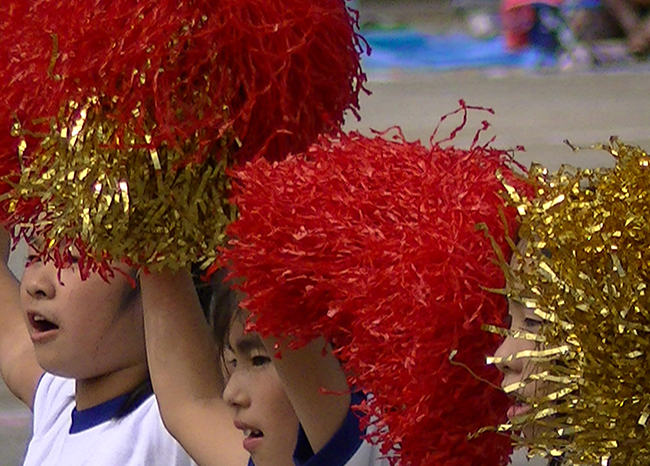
[493,336,520,374]
[222,373,251,410]
[21,262,57,301]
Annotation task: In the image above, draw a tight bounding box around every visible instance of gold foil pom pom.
[497,139,650,466]
[8,98,235,274]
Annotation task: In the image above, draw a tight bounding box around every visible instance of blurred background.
[2,0,650,464]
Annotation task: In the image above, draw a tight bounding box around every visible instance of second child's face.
[493,298,545,434]
[222,317,300,466]
[19,246,146,381]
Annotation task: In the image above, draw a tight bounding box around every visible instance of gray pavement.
[346,70,650,171]
[0,386,29,466]
[2,69,649,466]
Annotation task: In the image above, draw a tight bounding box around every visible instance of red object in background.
[501,0,563,49]
[219,104,529,466]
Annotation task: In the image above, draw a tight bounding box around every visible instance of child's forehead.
[229,334,265,354]
[227,318,265,352]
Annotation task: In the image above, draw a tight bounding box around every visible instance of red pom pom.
[219,107,528,466]
[0,0,366,268]
[0,0,364,164]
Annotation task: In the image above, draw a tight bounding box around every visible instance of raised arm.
[264,336,351,455]
[0,229,43,409]
[140,269,247,466]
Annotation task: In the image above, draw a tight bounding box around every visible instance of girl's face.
[494,298,547,438]
[222,316,299,466]
[20,246,147,387]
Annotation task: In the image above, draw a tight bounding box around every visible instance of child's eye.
[524,318,542,329]
[251,355,271,367]
[226,357,237,369]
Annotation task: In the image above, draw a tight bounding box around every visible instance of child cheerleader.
[491,140,650,466]
[144,105,527,466]
[0,1,364,464]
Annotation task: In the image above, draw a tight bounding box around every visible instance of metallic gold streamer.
[482,324,547,342]
[9,97,235,272]
[497,138,650,465]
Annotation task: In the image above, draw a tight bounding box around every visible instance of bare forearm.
[140,269,224,412]
[0,231,9,263]
[0,264,26,373]
[140,269,246,466]
[0,262,41,408]
[264,337,351,454]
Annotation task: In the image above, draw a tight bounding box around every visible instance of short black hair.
[191,262,215,321]
[204,268,243,363]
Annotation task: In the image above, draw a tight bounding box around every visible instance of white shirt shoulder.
[23,373,196,466]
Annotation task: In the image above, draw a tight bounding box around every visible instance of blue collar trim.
[69,383,153,434]
[293,392,366,466]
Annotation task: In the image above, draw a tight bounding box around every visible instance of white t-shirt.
[23,373,196,466]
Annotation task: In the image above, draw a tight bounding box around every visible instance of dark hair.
[206,268,243,363]
[191,262,215,321]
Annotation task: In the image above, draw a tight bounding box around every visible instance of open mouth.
[240,425,265,452]
[28,313,59,333]
[243,428,263,439]
[507,400,531,420]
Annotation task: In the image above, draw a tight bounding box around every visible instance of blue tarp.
[362,30,556,71]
